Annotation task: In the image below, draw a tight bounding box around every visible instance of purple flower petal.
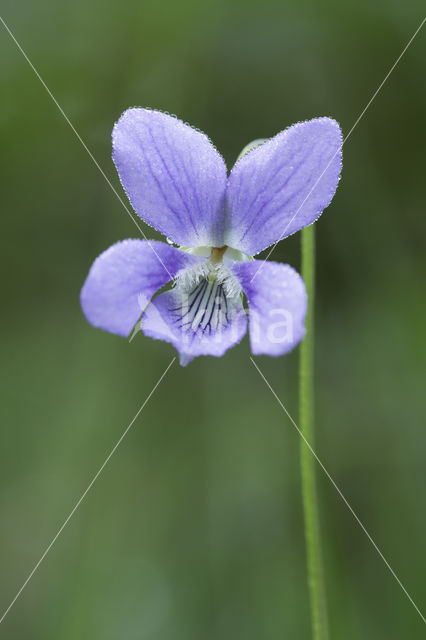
[113,108,227,247]
[80,240,205,337]
[231,260,307,356]
[225,118,342,255]
[141,280,247,365]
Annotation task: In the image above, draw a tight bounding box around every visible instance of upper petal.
[225,118,342,255]
[113,108,227,247]
[141,277,247,366]
[80,240,205,337]
[231,260,307,356]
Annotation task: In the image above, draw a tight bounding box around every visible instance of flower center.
[174,245,244,299]
[210,245,227,264]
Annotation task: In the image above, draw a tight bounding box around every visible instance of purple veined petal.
[225,118,342,255]
[141,278,247,366]
[80,239,206,337]
[113,108,228,247]
[231,260,307,356]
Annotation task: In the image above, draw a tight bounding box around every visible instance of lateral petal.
[80,240,205,337]
[231,260,307,356]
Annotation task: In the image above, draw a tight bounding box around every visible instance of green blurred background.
[1,0,425,638]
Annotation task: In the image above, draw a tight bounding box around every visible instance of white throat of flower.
[174,246,247,299]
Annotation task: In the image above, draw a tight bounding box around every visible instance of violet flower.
[81,109,342,365]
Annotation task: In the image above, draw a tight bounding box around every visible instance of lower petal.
[231,260,307,356]
[141,278,247,365]
[80,239,205,337]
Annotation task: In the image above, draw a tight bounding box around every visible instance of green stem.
[299,225,329,640]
